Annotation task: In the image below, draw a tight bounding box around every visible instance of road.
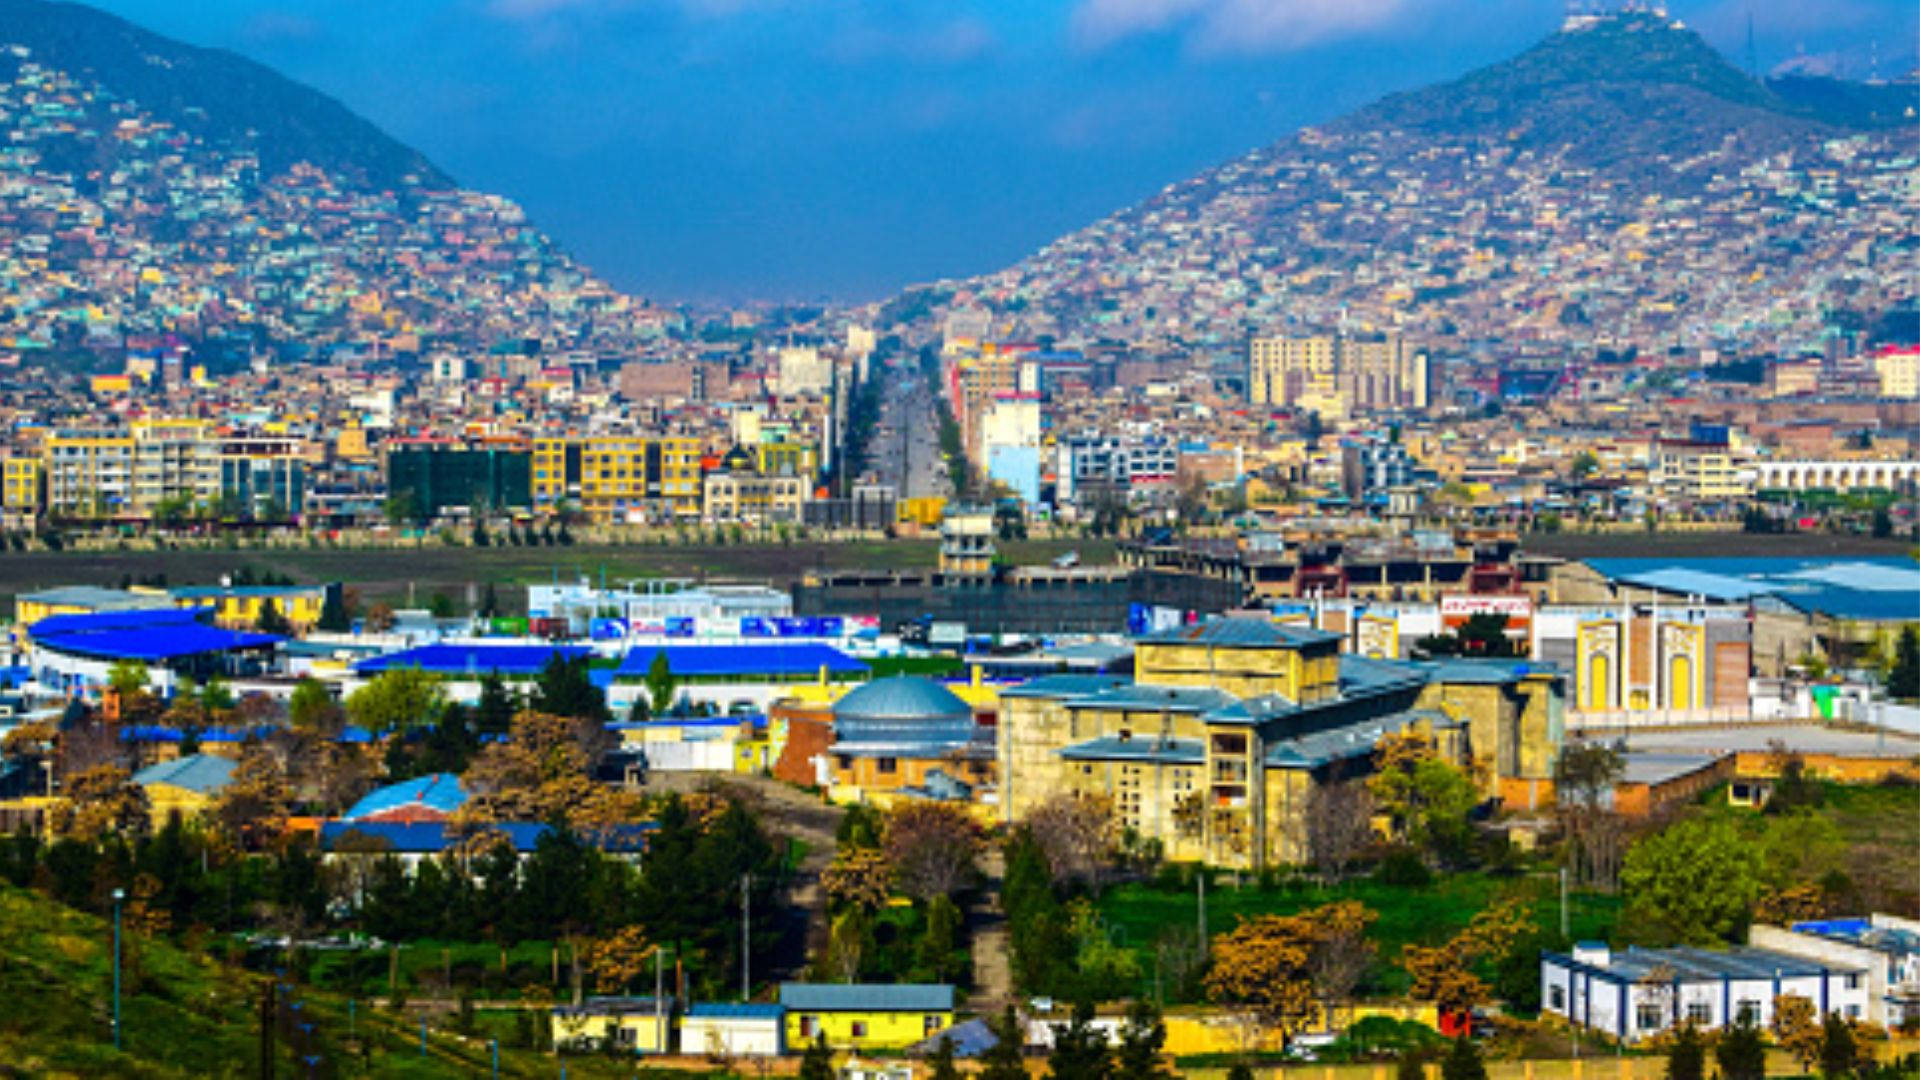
[869,361,947,501]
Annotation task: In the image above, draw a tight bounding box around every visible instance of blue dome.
[832,676,974,750]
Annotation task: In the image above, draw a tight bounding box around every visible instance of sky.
[84,0,1920,305]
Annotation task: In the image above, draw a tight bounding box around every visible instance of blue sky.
[86,0,1919,304]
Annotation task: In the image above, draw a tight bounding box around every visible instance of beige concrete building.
[997,617,1560,870]
[1249,332,1428,417]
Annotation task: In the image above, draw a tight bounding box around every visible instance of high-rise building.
[1248,332,1428,417]
[386,444,533,520]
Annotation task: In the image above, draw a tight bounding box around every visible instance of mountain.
[922,13,1919,359]
[0,0,656,370]
[0,0,446,190]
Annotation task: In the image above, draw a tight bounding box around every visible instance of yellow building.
[1651,439,1752,502]
[131,754,236,822]
[780,983,954,1051]
[532,435,702,522]
[13,585,173,629]
[169,584,332,632]
[1874,348,1918,399]
[998,617,1560,870]
[1,456,43,521]
[44,419,222,520]
[550,998,672,1054]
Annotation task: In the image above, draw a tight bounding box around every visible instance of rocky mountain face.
[920,14,1918,358]
[0,0,653,369]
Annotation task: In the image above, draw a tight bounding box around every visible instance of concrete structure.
[1751,916,1920,1028]
[997,616,1560,869]
[1542,943,1871,1041]
[681,1003,786,1057]
[820,676,993,801]
[1249,332,1428,417]
[531,434,702,522]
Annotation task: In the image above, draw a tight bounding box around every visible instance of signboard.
[489,617,529,637]
[589,618,628,641]
[1440,594,1533,636]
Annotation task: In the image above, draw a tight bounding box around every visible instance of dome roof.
[832,676,974,750]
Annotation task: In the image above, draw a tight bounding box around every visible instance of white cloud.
[827,17,999,65]
[1071,0,1416,54]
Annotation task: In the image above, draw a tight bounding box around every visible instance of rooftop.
[29,608,282,662]
[1139,616,1343,650]
[616,643,867,680]
[131,753,236,795]
[778,983,954,1013]
[353,643,591,677]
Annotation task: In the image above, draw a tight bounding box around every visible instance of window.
[877,758,897,775]
[850,1021,867,1039]
[1550,985,1566,1010]
[1844,973,1862,990]
[924,1016,942,1036]
[1687,1002,1711,1026]
[798,1016,816,1037]
[1637,1004,1665,1031]
[1846,1005,1861,1020]
[1736,1000,1760,1026]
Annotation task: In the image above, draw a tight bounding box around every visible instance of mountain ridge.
[918,14,1917,357]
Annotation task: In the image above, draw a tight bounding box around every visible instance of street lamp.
[111,886,125,1051]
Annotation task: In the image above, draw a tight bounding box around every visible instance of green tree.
[798,1031,834,1080]
[1397,1053,1428,1080]
[1890,626,1920,701]
[1441,1035,1487,1080]
[980,1005,1029,1080]
[345,667,446,733]
[928,1034,962,1080]
[1047,997,1113,1080]
[428,592,458,619]
[255,598,291,635]
[533,654,610,724]
[1820,1011,1859,1078]
[1714,1019,1767,1080]
[1666,1023,1705,1080]
[107,659,150,702]
[288,677,341,734]
[646,651,678,716]
[1225,1065,1255,1080]
[477,582,500,619]
[473,671,519,737]
[315,587,351,632]
[198,677,236,714]
[1368,732,1478,864]
[1619,816,1764,944]
[1114,999,1173,1080]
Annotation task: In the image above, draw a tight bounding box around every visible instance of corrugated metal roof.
[615,644,867,679]
[1587,557,1920,622]
[998,674,1129,699]
[778,984,953,1012]
[1553,945,1851,983]
[341,773,468,820]
[132,753,236,795]
[686,1003,786,1019]
[353,643,591,676]
[1139,616,1342,649]
[833,677,969,722]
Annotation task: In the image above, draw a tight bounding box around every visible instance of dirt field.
[0,537,1112,615]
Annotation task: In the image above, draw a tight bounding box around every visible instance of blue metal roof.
[1586,557,1920,622]
[615,644,867,679]
[685,1003,786,1019]
[1138,616,1342,649]
[341,773,468,820]
[29,607,282,662]
[1059,735,1205,765]
[353,643,591,676]
[778,984,954,1012]
[320,820,547,854]
[132,753,236,795]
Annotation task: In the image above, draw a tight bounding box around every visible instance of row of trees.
[819,802,979,985]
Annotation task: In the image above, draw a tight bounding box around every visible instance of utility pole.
[1559,866,1570,939]
[655,947,665,1053]
[260,977,276,1080]
[111,887,124,1051]
[1196,873,1207,954]
[741,873,752,1002]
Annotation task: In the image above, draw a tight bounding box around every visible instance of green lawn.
[1097,869,1620,1000]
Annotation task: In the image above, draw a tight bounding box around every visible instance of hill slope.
[0,884,640,1077]
[929,13,1919,358]
[0,0,446,189]
[0,0,655,368]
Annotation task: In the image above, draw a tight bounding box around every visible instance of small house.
[780,983,954,1051]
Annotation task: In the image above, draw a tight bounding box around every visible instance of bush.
[1374,849,1433,888]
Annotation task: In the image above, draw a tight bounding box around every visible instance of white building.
[680,1003,785,1057]
[1751,916,1920,1028]
[1542,943,1871,1042]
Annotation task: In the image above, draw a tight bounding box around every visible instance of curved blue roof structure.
[614,643,866,679]
[29,608,282,662]
[352,643,591,677]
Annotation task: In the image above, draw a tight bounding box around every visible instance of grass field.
[1098,870,1621,1001]
[0,885,719,1078]
[0,536,1113,615]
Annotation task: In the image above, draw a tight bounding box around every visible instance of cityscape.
[0,0,1916,1077]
